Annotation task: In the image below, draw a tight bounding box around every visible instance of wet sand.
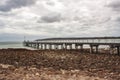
[0,49,120,80]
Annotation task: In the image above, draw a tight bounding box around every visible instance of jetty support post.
[56,45,59,50]
[90,45,94,54]
[109,45,114,54]
[36,43,39,49]
[50,44,53,50]
[71,44,73,50]
[64,43,67,50]
[75,44,78,49]
[41,44,43,50]
[61,44,64,49]
[34,43,37,48]
[54,44,58,50]
[29,43,32,47]
[80,44,83,51]
[116,46,120,55]
[69,44,72,50]
[44,44,47,50]
[90,45,99,54]
[95,45,99,54]
[31,43,33,48]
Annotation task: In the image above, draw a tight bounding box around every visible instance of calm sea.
[0,40,112,49]
[0,42,32,49]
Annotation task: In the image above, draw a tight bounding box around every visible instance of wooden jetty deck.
[23,37,120,55]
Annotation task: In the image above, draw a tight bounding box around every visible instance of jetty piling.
[23,37,120,55]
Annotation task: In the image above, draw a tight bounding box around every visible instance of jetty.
[23,37,120,55]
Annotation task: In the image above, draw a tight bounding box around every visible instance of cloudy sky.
[0,0,120,41]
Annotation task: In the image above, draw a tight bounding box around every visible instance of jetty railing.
[23,37,120,55]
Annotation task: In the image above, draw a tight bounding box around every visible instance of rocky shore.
[0,49,120,80]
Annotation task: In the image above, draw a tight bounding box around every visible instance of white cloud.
[0,0,120,41]
[43,0,65,13]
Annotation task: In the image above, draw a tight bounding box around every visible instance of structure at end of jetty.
[23,37,120,55]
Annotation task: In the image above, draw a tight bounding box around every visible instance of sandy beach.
[0,49,120,80]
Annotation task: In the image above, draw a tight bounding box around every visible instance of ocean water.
[0,42,32,49]
[0,41,111,49]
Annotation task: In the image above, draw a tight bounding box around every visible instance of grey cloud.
[46,1,55,6]
[0,22,5,27]
[39,13,62,23]
[116,17,120,22]
[107,0,120,11]
[0,0,36,12]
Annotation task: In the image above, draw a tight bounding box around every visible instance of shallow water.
[0,42,33,49]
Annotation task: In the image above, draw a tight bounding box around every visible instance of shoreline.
[0,48,118,55]
[0,49,119,80]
